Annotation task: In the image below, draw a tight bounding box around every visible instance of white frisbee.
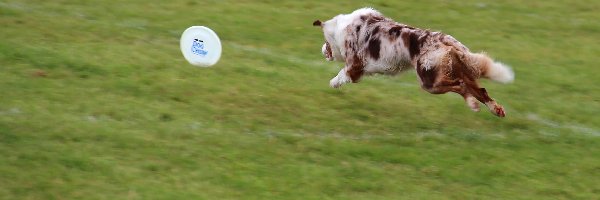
[180,26,222,67]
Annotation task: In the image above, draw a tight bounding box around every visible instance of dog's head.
[313,19,338,61]
[313,8,384,62]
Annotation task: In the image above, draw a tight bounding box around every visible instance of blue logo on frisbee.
[191,39,208,56]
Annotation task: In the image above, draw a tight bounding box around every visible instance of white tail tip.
[488,62,515,84]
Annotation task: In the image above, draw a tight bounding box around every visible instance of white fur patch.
[420,48,449,71]
[330,69,352,88]
[487,62,515,83]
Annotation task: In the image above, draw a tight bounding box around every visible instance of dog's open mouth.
[322,42,334,61]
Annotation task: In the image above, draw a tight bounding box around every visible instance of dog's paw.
[484,101,505,117]
[329,76,349,88]
[494,106,506,117]
[330,77,342,88]
[491,104,505,117]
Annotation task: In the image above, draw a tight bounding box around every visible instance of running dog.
[313,8,514,117]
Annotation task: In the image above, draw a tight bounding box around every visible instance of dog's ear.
[313,20,322,27]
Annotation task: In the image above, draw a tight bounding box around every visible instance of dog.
[313,8,514,117]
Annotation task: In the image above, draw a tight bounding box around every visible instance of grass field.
[1,0,599,199]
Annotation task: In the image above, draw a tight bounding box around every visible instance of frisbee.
[180,26,222,67]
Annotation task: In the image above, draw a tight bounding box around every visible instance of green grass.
[1,0,599,199]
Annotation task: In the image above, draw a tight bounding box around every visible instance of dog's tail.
[461,52,515,84]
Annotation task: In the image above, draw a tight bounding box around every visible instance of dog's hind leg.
[466,85,505,117]
[450,49,504,116]
[420,77,481,112]
[464,95,481,112]
[415,56,485,113]
[430,82,482,112]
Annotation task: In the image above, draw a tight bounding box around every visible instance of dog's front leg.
[330,67,352,88]
[330,42,364,88]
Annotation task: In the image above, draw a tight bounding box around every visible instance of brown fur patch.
[366,15,384,25]
[388,26,402,38]
[368,38,381,60]
[418,32,429,46]
[408,32,421,58]
[416,60,437,89]
[479,88,493,102]
[401,32,410,46]
[400,32,420,58]
[372,26,380,35]
[324,42,332,59]
[450,50,477,80]
[348,54,364,82]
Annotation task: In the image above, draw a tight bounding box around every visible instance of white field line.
[250,130,447,141]
[0,108,21,115]
[252,115,600,141]
[526,113,599,137]
[0,2,29,11]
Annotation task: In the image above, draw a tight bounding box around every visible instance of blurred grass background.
[1,0,599,199]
